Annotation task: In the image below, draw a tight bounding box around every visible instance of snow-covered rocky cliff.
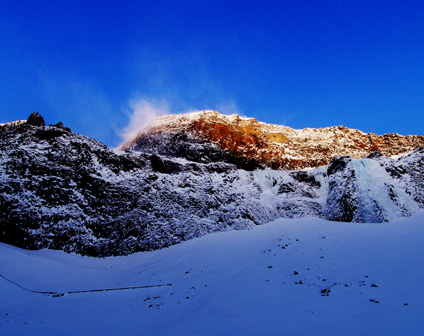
[121,110,424,170]
[1,112,423,256]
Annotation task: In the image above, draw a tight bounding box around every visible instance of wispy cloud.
[37,48,246,148]
[117,95,246,147]
[117,95,247,147]
[130,48,244,115]
[217,99,244,117]
[118,97,171,145]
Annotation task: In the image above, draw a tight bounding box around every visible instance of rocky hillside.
[120,110,424,170]
[1,112,423,256]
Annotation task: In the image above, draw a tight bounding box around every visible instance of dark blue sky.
[1,0,423,147]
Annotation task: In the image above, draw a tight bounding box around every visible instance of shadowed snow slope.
[1,213,424,335]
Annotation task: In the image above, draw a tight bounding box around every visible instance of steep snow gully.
[1,112,424,256]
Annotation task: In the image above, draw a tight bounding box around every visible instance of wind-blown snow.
[1,213,424,335]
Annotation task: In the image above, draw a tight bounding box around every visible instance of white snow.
[0,120,26,127]
[2,213,424,335]
[391,151,415,160]
[348,158,420,221]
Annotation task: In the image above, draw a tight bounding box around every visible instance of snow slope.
[2,213,424,335]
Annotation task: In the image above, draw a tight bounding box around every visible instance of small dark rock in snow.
[321,288,331,296]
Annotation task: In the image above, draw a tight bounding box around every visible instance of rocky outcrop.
[121,111,424,170]
[26,112,46,127]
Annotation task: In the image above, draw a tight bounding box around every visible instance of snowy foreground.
[2,214,424,336]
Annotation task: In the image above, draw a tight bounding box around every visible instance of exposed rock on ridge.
[121,110,424,170]
[27,112,46,126]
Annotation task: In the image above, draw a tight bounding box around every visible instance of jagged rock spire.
[27,112,45,126]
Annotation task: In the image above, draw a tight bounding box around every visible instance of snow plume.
[217,100,244,117]
[119,98,170,145]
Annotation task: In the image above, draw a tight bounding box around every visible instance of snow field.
[2,212,424,335]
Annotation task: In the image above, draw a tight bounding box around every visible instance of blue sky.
[1,0,424,147]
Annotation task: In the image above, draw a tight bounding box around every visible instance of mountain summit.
[121,110,424,170]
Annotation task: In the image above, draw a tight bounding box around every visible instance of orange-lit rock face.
[121,111,424,170]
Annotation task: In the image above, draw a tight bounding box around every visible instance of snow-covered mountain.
[1,112,424,256]
[120,110,424,170]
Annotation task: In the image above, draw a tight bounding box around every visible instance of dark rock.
[327,156,352,176]
[290,171,322,188]
[128,131,263,171]
[366,151,385,160]
[52,122,64,128]
[278,182,296,194]
[150,155,183,174]
[35,128,68,141]
[27,112,46,127]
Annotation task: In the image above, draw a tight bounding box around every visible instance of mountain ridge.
[121,110,424,170]
[0,112,423,256]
